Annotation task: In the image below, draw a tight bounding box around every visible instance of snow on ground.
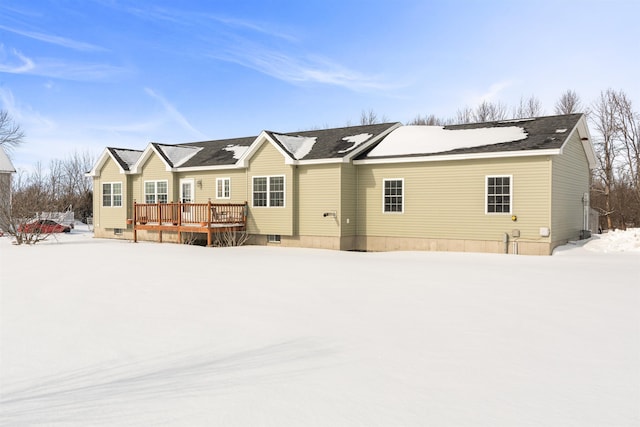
[0,227,638,426]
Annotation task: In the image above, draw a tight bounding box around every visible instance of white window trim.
[252,175,286,208]
[382,178,404,214]
[485,175,513,215]
[102,182,123,208]
[144,179,169,204]
[216,177,231,199]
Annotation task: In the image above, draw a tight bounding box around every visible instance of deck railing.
[133,201,247,226]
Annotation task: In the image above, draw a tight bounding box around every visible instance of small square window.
[267,234,281,243]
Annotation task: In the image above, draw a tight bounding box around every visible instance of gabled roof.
[356,114,596,168]
[88,114,595,175]
[87,147,143,176]
[108,148,143,171]
[266,122,401,162]
[178,136,257,169]
[236,122,401,166]
[0,146,16,173]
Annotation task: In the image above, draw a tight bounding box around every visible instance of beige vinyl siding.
[356,156,552,243]
[246,142,294,235]
[551,131,591,246]
[340,163,358,237]
[95,157,127,229]
[296,163,341,237]
[131,154,173,203]
[176,170,248,203]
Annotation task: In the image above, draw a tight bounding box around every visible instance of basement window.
[267,234,281,243]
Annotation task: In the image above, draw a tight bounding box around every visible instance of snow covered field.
[1,226,638,426]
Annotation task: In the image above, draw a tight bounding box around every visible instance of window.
[486,176,512,213]
[267,234,281,243]
[102,182,122,207]
[216,178,230,199]
[145,180,168,204]
[253,176,285,207]
[383,179,403,213]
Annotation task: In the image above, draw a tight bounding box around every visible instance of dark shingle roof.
[358,114,584,159]
[179,136,257,168]
[267,122,400,160]
[165,122,399,167]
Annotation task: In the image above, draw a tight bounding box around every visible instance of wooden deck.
[132,201,248,246]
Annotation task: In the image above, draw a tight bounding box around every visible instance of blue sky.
[1,0,638,170]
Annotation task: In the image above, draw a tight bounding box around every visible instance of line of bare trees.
[1,114,94,243]
[10,152,95,220]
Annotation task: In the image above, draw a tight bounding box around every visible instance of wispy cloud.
[144,88,206,139]
[0,45,34,73]
[91,2,387,91]
[102,2,296,43]
[206,15,298,43]
[0,87,55,130]
[474,81,515,104]
[0,44,131,81]
[212,47,396,92]
[0,24,105,52]
[31,59,131,81]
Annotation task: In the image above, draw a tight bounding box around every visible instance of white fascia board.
[576,115,597,169]
[176,164,247,172]
[558,115,596,169]
[88,148,126,177]
[353,149,563,165]
[130,144,173,174]
[296,158,346,166]
[343,122,403,161]
[237,132,295,167]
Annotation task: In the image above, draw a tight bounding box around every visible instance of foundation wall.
[354,235,552,255]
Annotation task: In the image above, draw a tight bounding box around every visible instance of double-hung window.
[253,176,285,207]
[486,175,512,214]
[102,182,122,207]
[216,178,231,199]
[383,179,404,213]
[145,180,168,204]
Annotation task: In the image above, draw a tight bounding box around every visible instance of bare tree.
[591,89,621,229]
[612,91,640,209]
[454,106,474,124]
[513,95,543,119]
[407,114,446,126]
[455,101,509,124]
[554,90,584,115]
[360,109,388,125]
[0,110,25,153]
[0,169,55,244]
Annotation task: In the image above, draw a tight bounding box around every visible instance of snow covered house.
[0,146,16,213]
[88,113,596,255]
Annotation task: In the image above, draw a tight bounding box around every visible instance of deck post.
[133,200,138,243]
[207,199,212,246]
[157,202,162,243]
[177,202,182,243]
